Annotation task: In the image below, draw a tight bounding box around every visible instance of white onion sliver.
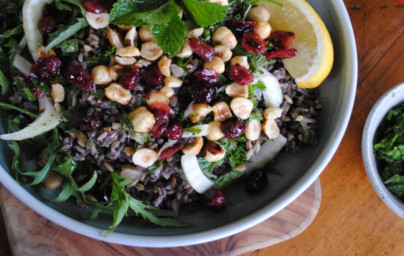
[0,97,63,141]
[181,154,214,194]
[245,134,287,172]
[13,54,32,77]
[182,124,210,138]
[23,0,54,61]
[256,68,283,108]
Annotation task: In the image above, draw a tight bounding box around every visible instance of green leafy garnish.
[150,14,187,56]
[0,70,9,94]
[181,0,229,27]
[60,39,79,54]
[374,104,404,199]
[55,0,87,16]
[107,173,192,234]
[0,102,37,118]
[46,18,88,52]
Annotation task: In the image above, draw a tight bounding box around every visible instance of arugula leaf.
[46,18,88,52]
[150,14,186,56]
[13,77,36,101]
[107,173,192,235]
[182,0,229,27]
[55,0,86,16]
[0,70,9,94]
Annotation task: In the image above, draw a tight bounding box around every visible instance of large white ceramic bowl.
[0,0,357,247]
[362,82,404,219]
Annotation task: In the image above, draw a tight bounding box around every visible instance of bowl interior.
[362,82,404,219]
[0,0,357,247]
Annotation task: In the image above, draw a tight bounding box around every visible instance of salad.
[0,0,322,233]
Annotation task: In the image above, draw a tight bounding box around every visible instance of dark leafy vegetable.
[374,103,404,199]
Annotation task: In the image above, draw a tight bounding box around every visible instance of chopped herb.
[60,39,79,54]
[184,127,202,134]
[55,0,87,16]
[249,108,264,122]
[374,103,404,199]
[145,160,164,174]
[122,113,134,132]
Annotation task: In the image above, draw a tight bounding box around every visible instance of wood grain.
[0,181,320,256]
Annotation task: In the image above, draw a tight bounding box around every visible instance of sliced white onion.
[182,124,210,138]
[183,101,194,118]
[255,68,283,108]
[245,134,287,172]
[23,0,54,61]
[13,54,32,77]
[0,97,63,141]
[181,154,214,194]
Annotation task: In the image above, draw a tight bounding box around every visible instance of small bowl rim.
[362,81,404,219]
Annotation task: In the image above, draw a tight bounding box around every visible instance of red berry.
[193,69,220,85]
[120,65,140,90]
[149,111,170,139]
[204,189,227,210]
[148,103,174,118]
[65,64,94,92]
[158,143,184,161]
[230,65,254,85]
[141,63,163,90]
[189,38,215,61]
[190,83,217,104]
[38,16,56,34]
[264,48,297,60]
[83,0,115,14]
[267,31,295,49]
[29,56,61,79]
[221,119,247,139]
[241,32,267,54]
[245,169,268,193]
[226,19,257,36]
[164,120,184,140]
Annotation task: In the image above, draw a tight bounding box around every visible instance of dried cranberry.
[120,65,140,90]
[264,48,297,60]
[190,83,217,104]
[241,32,267,54]
[141,64,163,90]
[29,56,61,80]
[230,65,254,85]
[226,19,257,36]
[158,143,184,161]
[221,119,247,139]
[65,64,94,92]
[193,69,220,85]
[83,0,115,14]
[148,103,174,118]
[189,38,215,61]
[164,120,184,140]
[38,16,56,34]
[204,189,227,210]
[245,169,268,193]
[267,31,295,49]
[150,110,170,139]
[79,109,102,131]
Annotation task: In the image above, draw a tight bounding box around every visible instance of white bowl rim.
[0,0,358,247]
[362,81,404,219]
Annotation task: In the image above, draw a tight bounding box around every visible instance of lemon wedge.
[262,0,334,88]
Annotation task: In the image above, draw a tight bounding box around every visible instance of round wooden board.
[0,179,320,256]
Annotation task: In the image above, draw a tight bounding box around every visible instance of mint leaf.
[110,0,169,27]
[139,0,178,25]
[150,14,186,56]
[182,0,228,27]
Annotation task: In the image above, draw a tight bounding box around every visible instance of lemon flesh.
[262,0,334,88]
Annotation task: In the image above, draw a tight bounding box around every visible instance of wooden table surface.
[1,0,404,255]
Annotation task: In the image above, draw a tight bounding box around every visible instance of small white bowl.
[362,81,404,219]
